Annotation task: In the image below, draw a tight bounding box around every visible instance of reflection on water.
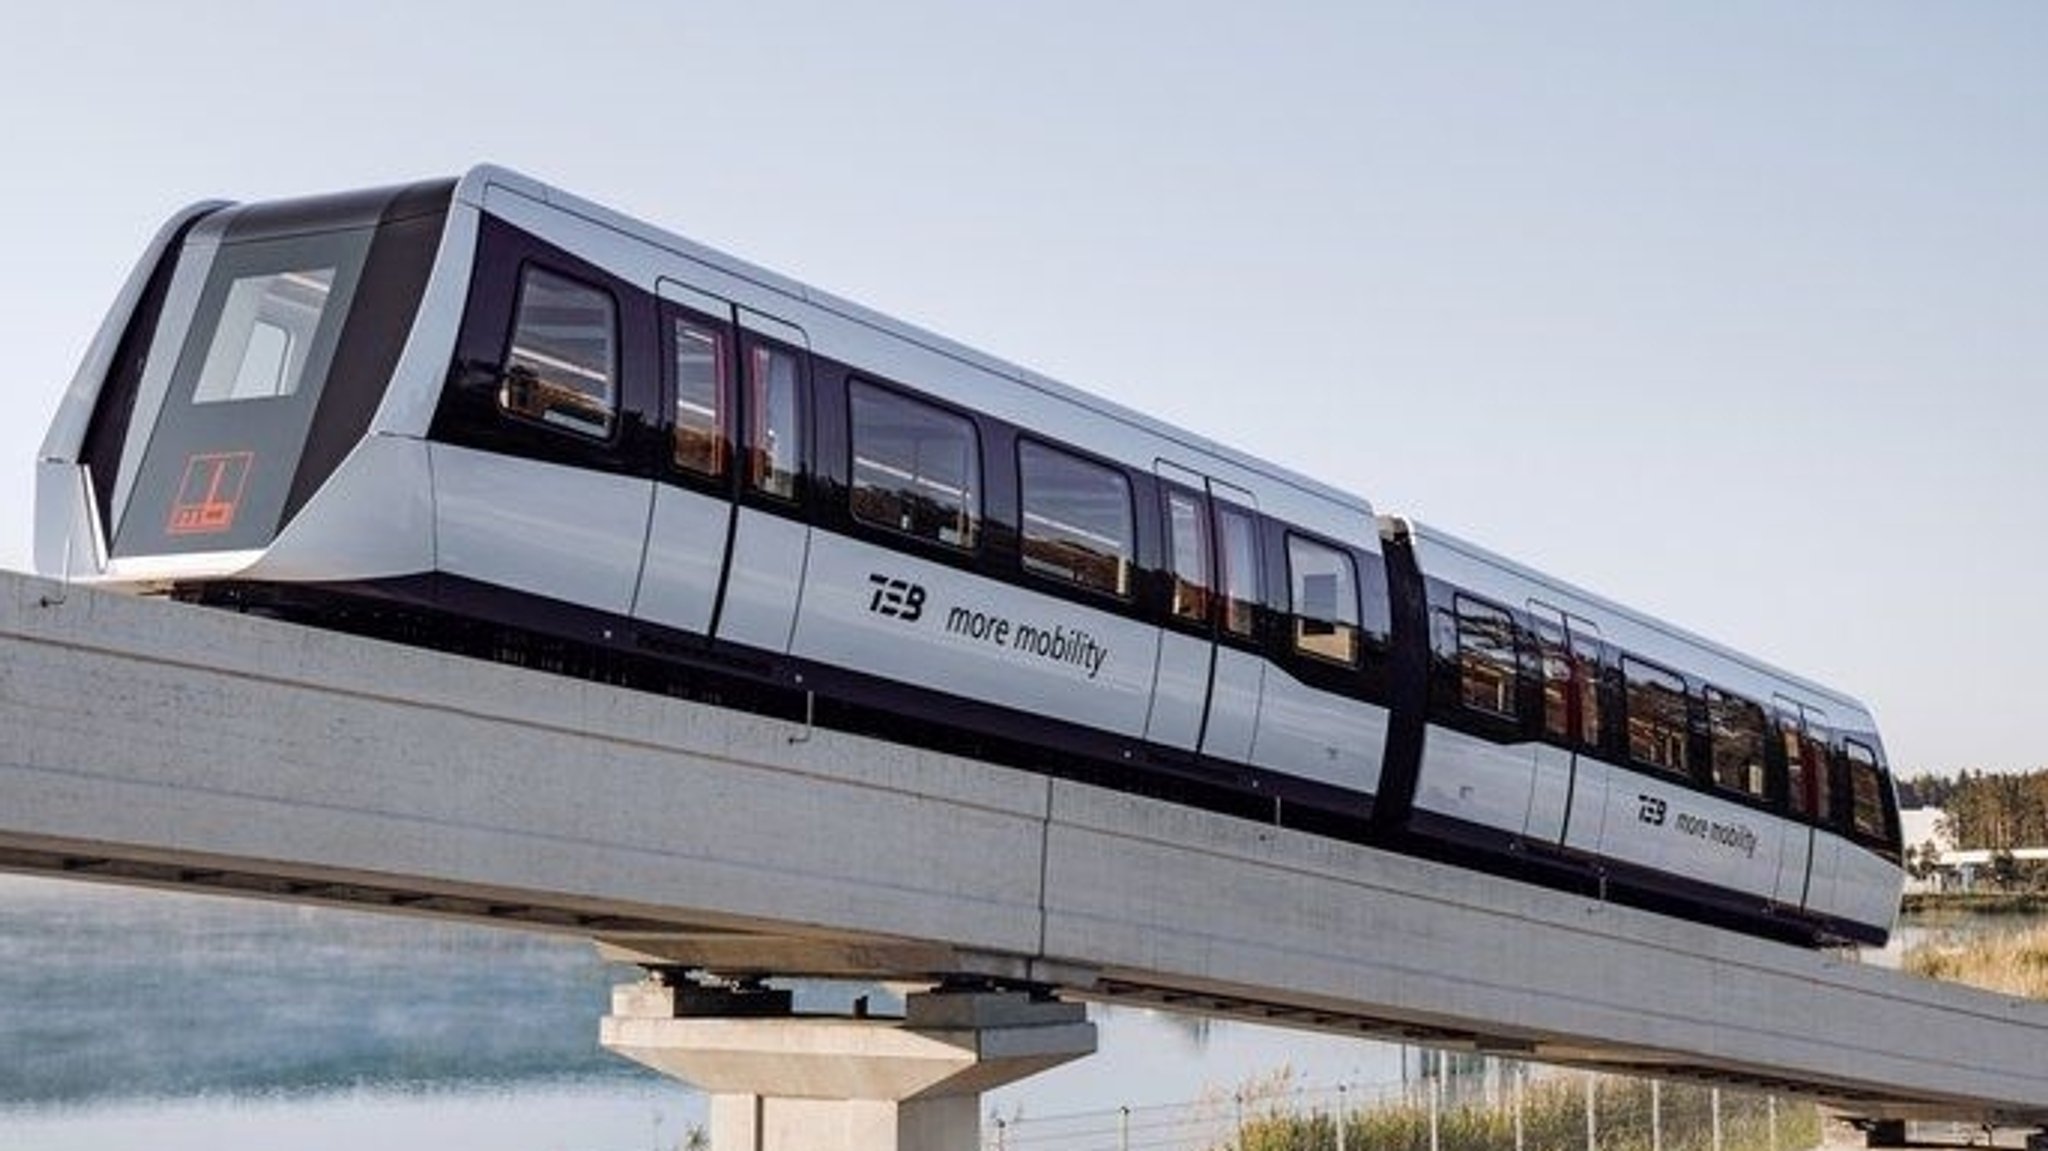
[0,875,634,1103]
[0,875,1402,1148]
[0,1080,696,1151]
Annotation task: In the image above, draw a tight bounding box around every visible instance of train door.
[1526,602,1603,844]
[429,250,659,618]
[714,308,812,655]
[631,278,742,637]
[1143,463,1214,751]
[1774,698,1829,910]
[1203,478,1267,763]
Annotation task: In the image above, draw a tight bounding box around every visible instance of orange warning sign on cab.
[166,451,255,536]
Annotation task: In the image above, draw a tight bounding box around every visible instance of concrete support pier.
[602,978,1097,1151]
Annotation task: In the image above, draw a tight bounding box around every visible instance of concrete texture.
[601,985,1095,1151]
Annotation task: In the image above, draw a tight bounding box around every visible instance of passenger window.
[672,316,728,478]
[1214,504,1261,638]
[499,267,617,440]
[1623,657,1691,775]
[1288,537,1359,666]
[1846,741,1887,841]
[849,381,980,550]
[1019,441,1134,597]
[746,343,801,499]
[1706,688,1769,800]
[1455,597,1519,719]
[1165,489,1212,625]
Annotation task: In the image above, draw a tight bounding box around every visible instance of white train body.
[36,166,1903,946]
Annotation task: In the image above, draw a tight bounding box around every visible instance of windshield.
[95,180,452,559]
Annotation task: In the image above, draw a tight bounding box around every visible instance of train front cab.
[36,179,457,587]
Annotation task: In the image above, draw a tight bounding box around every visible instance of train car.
[34,165,1903,946]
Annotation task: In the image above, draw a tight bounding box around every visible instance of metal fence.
[983,1062,1808,1151]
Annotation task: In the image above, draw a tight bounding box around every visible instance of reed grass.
[1905,923,2048,998]
[1226,1075,1818,1151]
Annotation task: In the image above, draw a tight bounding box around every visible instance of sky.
[0,2,2042,774]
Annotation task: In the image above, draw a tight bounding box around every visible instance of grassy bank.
[1225,1075,1817,1151]
[1905,922,2048,998]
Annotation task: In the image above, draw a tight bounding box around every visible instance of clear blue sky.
[1,2,2041,774]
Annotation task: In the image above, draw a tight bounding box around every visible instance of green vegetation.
[1219,1071,1817,1151]
[1905,922,2048,999]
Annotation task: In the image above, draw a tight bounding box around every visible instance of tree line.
[1898,768,2048,851]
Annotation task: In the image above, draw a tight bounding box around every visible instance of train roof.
[1387,515,1876,729]
[454,164,1372,523]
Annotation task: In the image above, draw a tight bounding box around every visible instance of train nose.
[38,179,454,584]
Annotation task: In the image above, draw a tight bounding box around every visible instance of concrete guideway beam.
[2,571,2047,1127]
[601,981,1096,1151]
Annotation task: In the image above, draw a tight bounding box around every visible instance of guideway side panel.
[0,573,1051,963]
[0,572,2044,1129]
[1036,779,2048,1123]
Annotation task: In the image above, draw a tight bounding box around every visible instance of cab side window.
[498,266,617,440]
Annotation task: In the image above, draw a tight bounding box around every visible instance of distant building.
[1897,807,2048,893]
[1899,807,1955,894]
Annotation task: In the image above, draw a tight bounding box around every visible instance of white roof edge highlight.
[1401,516,1871,719]
[455,164,1371,520]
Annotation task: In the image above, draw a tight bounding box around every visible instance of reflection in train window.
[1707,688,1769,800]
[1534,626,1604,750]
[1288,536,1359,666]
[850,381,980,551]
[1624,657,1691,775]
[498,266,617,440]
[1215,504,1261,639]
[1165,489,1211,625]
[672,316,728,477]
[1455,597,1518,719]
[191,267,337,404]
[747,343,801,499]
[1019,440,1133,597]
[1782,711,1834,824]
[1847,740,1887,841]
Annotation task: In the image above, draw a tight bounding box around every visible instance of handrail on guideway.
[0,570,2043,1131]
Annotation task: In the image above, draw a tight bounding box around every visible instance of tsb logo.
[867,574,926,622]
[1637,794,1669,827]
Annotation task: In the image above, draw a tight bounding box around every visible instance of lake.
[0,874,1404,1149]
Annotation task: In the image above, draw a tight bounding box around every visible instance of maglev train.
[34,166,1904,947]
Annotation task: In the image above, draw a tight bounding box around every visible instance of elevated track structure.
[0,571,2043,1150]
